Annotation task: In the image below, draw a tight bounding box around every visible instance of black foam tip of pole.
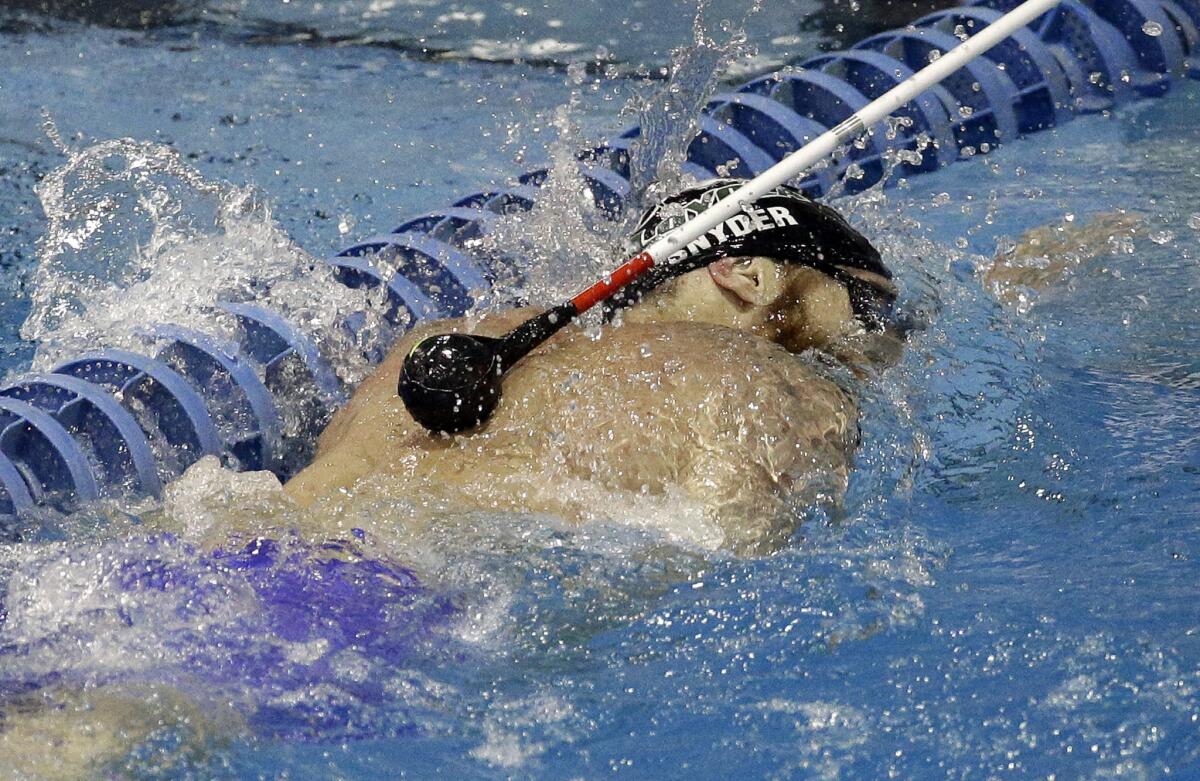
[398,333,502,433]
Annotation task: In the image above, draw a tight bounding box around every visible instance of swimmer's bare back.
[285,311,858,554]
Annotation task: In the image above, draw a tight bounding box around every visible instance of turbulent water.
[1,1,1199,778]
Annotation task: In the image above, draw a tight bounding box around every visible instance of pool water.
[2,1,1199,778]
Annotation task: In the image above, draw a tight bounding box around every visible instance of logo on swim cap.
[628,177,888,278]
[612,178,897,330]
[630,178,810,265]
[630,180,744,250]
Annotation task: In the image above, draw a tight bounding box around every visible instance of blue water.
[2,1,1200,778]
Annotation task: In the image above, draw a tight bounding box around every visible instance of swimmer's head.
[608,178,897,342]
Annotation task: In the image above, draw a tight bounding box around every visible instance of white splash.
[21,137,388,388]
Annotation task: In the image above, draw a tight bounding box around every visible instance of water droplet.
[955,237,969,249]
[1142,20,1163,37]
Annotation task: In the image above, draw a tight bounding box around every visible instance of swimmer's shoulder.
[317,309,545,450]
[533,319,853,405]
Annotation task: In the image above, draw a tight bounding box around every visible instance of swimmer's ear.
[708,256,775,306]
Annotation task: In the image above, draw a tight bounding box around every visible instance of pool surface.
[1,1,1199,778]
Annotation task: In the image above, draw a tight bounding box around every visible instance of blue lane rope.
[1,373,162,498]
[52,349,225,469]
[1,0,1197,522]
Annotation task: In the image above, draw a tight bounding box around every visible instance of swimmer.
[0,188,1141,780]
[285,189,1142,554]
[285,179,900,554]
[2,180,902,780]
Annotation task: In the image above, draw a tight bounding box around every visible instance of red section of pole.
[569,251,656,314]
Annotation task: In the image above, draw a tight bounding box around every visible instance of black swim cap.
[610,178,895,329]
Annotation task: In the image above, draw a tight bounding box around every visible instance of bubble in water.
[1188,213,1200,231]
[1149,230,1175,245]
[1141,20,1163,36]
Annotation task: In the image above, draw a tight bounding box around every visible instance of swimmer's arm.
[680,450,790,555]
[986,211,1142,303]
[0,684,239,780]
[678,370,857,556]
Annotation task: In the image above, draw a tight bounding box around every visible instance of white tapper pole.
[565,0,1063,314]
[398,0,1066,436]
[642,0,1061,263]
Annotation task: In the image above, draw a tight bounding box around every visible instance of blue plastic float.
[1,0,1197,528]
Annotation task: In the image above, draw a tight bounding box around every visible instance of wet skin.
[286,259,865,555]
